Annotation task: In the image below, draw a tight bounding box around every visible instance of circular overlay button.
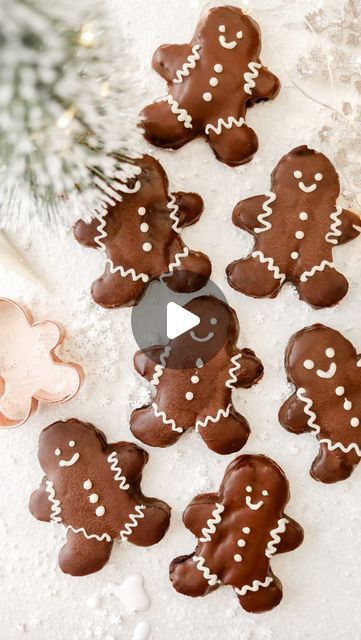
[131,272,231,370]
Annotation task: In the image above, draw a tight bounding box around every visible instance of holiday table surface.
[1,1,361,639]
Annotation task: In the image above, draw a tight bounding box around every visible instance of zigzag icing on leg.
[254,192,277,234]
[296,387,320,434]
[157,95,193,129]
[205,116,245,136]
[199,504,225,542]
[160,246,190,284]
[66,525,111,542]
[318,438,361,457]
[173,45,201,83]
[150,346,172,386]
[325,206,342,245]
[107,452,130,490]
[195,405,231,432]
[251,251,286,284]
[300,260,335,283]
[119,505,146,542]
[167,195,182,233]
[235,576,273,597]
[45,480,62,523]
[225,354,243,389]
[152,402,183,433]
[243,61,262,95]
[265,518,289,558]
[192,555,220,586]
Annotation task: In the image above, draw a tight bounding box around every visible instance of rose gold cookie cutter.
[0,298,84,428]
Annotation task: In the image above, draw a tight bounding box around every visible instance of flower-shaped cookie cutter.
[0,298,84,428]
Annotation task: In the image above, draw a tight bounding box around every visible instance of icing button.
[185,392,194,401]
[299,212,308,221]
[203,92,213,102]
[291,252,299,260]
[335,386,345,396]
[237,539,246,547]
[140,223,149,233]
[83,479,92,490]
[138,207,146,216]
[295,231,304,240]
[55,448,61,456]
[89,493,99,504]
[234,554,243,562]
[214,64,223,73]
[196,358,204,368]
[142,242,152,252]
[95,506,105,517]
[242,527,250,534]
[209,77,219,87]
[191,375,199,384]
[351,418,360,427]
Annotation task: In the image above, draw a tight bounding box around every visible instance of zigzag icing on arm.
[157,95,193,129]
[235,576,273,597]
[107,452,130,490]
[225,354,243,389]
[296,387,320,434]
[45,480,62,523]
[167,246,189,273]
[119,505,146,542]
[318,438,361,457]
[195,405,231,432]
[254,192,277,234]
[300,260,334,283]
[251,251,286,284]
[173,45,201,83]
[205,116,245,136]
[167,195,182,233]
[325,206,342,245]
[265,518,289,558]
[150,346,172,387]
[199,503,225,542]
[66,525,112,542]
[192,555,220,586]
[243,61,262,95]
[152,402,183,433]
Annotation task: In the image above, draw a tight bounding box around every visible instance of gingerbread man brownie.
[130,296,263,455]
[280,324,361,483]
[74,155,211,308]
[140,5,280,166]
[227,146,361,308]
[170,454,303,613]
[29,419,171,576]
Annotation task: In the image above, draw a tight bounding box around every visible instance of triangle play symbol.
[166,302,200,340]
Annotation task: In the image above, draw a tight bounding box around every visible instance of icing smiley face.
[272,147,340,202]
[302,347,337,379]
[218,23,243,49]
[55,440,80,467]
[293,169,323,193]
[245,485,269,511]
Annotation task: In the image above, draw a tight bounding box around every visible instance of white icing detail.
[225,353,242,389]
[96,506,105,517]
[142,242,152,252]
[235,577,273,597]
[83,479,92,490]
[243,61,262,95]
[164,246,189,276]
[218,25,226,33]
[203,92,213,102]
[351,418,360,427]
[318,438,361,457]
[195,405,231,432]
[89,494,99,504]
[358,360,361,368]
[326,348,335,358]
[294,171,302,179]
[298,182,317,193]
[150,346,171,386]
[55,448,61,456]
[214,64,223,73]
[303,360,314,370]
[234,554,243,562]
[325,206,343,245]
[107,451,130,491]
[66,525,111,542]
[315,173,323,181]
[236,31,243,39]
[191,375,199,384]
[138,207,146,216]
[295,230,304,239]
[167,194,182,233]
[316,362,337,379]
[205,116,245,136]
[196,358,204,368]
[237,539,246,547]
[254,192,276,234]
[336,386,345,396]
[152,402,183,433]
[140,223,149,233]
[185,391,194,401]
[300,260,334,283]
[265,518,289,558]
[192,555,219,586]
[251,251,286,284]
[190,330,214,343]
[59,452,80,467]
[246,496,264,511]
[246,486,252,493]
[209,77,219,87]
[173,45,201,84]
[69,440,75,447]
[353,224,361,233]
[344,398,352,411]
[119,505,146,541]
[158,95,193,129]
[219,35,237,49]
[210,317,217,325]
[291,252,299,260]
[242,527,251,534]
[262,490,269,496]
[299,212,308,221]
[45,480,62,523]
[199,503,225,542]
[296,388,320,434]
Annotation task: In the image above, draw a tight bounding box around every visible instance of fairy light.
[80,22,95,47]
[56,107,76,129]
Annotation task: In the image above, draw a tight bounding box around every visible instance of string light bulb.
[80,22,95,47]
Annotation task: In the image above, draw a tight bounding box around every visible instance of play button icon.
[166,302,200,339]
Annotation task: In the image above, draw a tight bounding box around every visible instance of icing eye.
[69,440,75,447]
[246,486,252,493]
[55,448,61,456]
[294,170,303,179]
[315,173,323,181]
[210,317,218,326]
[218,25,226,33]
[325,348,335,358]
[303,359,315,370]
[262,490,269,497]
[236,30,243,39]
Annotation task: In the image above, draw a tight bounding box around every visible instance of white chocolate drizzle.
[158,95,193,129]
[225,353,243,389]
[66,525,111,542]
[251,251,286,284]
[265,518,288,558]
[45,480,62,523]
[243,61,262,95]
[300,260,335,283]
[192,555,220,586]
[152,402,184,433]
[254,192,277,234]
[107,452,130,491]
[173,45,201,83]
[119,505,146,542]
[199,503,225,542]
[205,116,245,136]
[235,576,273,597]
[325,206,343,245]
[195,405,232,432]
